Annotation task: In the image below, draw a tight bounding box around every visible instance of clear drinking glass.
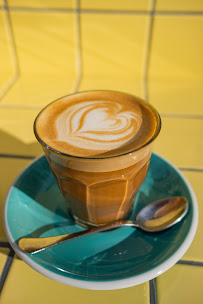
[34,91,161,227]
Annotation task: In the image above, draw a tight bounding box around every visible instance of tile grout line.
[155,11,203,16]
[4,0,21,76]
[0,248,15,293]
[0,6,74,13]
[0,242,11,248]
[0,6,203,15]
[72,0,83,93]
[0,104,43,110]
[149,279,158,304]
[143,0,156,101]
[0,0,20,102]
[0,154,36,160]
[179,167,203,172]
[177,260,203,266]
[161,113,203,119]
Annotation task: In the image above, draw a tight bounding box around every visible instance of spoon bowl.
[18,196,189,254]
[136,196,189,232]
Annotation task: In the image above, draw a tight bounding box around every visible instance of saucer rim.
[3,153,199,290]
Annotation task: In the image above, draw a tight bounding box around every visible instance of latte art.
[55,101,142,152]
[35,91,159,157]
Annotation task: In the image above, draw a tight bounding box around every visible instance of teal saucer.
[3,153,198,290]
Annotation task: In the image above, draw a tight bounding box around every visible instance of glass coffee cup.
[34,91,161,227]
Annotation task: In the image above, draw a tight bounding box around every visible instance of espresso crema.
[35,91,158,158]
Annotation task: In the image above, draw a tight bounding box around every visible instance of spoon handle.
[18,220,136,254]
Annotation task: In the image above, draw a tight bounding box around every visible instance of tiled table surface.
[0,1,202,303]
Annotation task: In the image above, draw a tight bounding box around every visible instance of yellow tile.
[0,10,16,98]
[1,257,149,304]
[81,0,150,11]
[180,171,203,262]
[149,16,203,114]
[150,16,203,80]
[0,158,32,241]
[81,14,148,77]
[10,11,76,76]
[148,81,203,116]
[8,0,75,9]
[0,247,10,256]
[157,264,203,304]
[1,76,77,108]
[153,117,203,168]
[156,0,203,11]
[0,108,42,156]
[1,11,77,107]
[79,14,149,97]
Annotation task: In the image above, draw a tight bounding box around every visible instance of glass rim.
[33,90,162,160]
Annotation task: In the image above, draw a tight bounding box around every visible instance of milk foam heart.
[55,100,142,152]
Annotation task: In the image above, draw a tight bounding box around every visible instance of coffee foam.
[35,91,159,159]
[48,145,152,172]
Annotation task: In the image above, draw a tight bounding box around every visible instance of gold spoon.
[18,196,188,254]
